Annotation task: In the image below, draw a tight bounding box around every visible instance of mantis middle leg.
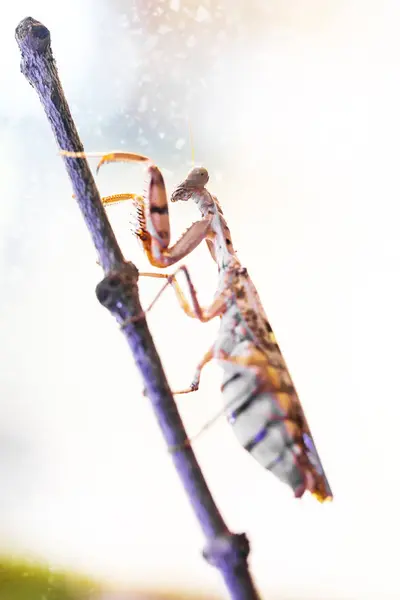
[135,266,228,323]
[124,267,228,394]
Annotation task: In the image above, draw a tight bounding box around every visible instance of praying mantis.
[61,149,333,503]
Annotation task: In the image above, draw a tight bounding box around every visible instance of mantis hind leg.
[172,345,216,395]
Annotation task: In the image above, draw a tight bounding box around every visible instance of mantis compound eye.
[189,167,209,184]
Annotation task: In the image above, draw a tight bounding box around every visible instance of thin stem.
[15,17,261,600]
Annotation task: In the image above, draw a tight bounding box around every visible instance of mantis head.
[170,167,209,202]
[185,166,209,186]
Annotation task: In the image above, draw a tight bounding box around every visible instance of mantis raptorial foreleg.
[101,193,141,205]
[60,150,213,268]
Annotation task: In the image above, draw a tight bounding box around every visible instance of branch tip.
[15,17,50,53]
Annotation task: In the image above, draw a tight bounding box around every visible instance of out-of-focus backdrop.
[0,0,397,598]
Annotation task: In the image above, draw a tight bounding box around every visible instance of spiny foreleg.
[60,150,213,268]
[101,193,152,254]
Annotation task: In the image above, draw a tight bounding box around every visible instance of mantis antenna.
[188,117,195,166]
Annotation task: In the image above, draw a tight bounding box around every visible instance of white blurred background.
[0,0,398,598]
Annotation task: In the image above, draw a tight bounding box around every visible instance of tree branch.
[15,17,261,600]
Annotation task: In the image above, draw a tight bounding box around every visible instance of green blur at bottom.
[0,557,98,600]
[0,556,223,600]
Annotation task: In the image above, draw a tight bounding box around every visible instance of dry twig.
[15,16,261,600]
